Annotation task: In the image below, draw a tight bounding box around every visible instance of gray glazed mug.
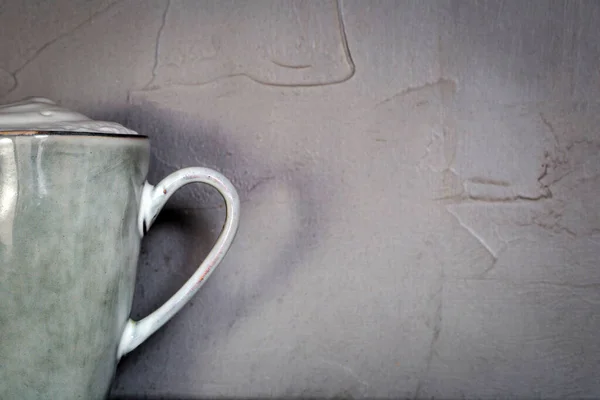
[0,130,240,399]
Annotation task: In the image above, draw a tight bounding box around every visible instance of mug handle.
[117,167,240,358]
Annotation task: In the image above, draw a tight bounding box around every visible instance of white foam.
[0,97,139,135]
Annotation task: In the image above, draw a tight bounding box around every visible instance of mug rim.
[0,130,148,139]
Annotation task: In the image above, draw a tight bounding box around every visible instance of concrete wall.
[2,1,599,398]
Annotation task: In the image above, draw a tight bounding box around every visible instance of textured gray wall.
[1,1,600,398]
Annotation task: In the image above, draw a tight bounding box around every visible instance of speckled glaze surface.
[0,134,148,399]
[0,133,240,399]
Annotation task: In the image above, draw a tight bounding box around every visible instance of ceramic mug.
[0,128,240,399]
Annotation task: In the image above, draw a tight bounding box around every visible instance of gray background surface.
[1,1,600,398]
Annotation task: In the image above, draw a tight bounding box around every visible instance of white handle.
[117,167,240,358]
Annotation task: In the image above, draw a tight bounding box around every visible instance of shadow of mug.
[90,101,331,397]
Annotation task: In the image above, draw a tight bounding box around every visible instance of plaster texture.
[1,1,599,398]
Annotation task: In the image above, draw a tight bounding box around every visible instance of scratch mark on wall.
[436,189,552,204]
[472,189,553,202]
[144,0,171,90]
[418,131,436,167]
[537,111,575,189]
[271,60,312,70]
[3,0,122,98]
[566,138,598,150]
[318,357,370,392]
[539,112,560,147]
[513,208,577,238]
[0,68,17,96]
[414,278,443,399]
[459,277,600,290]
[446,206,497,258]
[247,176,277,195]
[335,0,356,83]
[375,78,457,108]
[476,250,501,278]
[468,177,511,187]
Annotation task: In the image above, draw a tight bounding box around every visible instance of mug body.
[0,132,150,400]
